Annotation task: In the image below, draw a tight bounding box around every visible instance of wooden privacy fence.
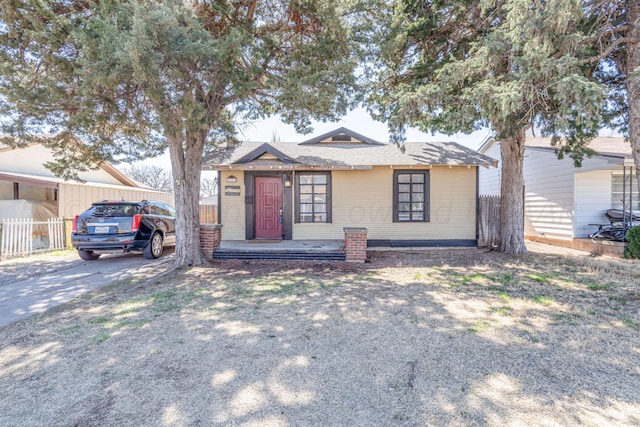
[478,195,500,247]
[0,218,67,259]
[199,204,218,224]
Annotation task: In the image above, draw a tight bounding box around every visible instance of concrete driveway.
[0,250,174,328]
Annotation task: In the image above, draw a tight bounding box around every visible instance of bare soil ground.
[1,243,639,426]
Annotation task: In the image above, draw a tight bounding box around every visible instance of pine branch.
[580,36,638,64]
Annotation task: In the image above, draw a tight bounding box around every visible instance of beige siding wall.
[58,182,174,219]
[0,182,12,199]
[293,166,477,241]
[219,171,245,240]
[430,167,477,239]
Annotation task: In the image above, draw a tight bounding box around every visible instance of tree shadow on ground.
[0,249,638,426]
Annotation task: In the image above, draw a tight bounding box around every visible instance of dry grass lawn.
[1,243,639,426]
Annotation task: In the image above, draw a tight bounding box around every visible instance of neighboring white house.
[0,142,175,219]
[478,136,636,240]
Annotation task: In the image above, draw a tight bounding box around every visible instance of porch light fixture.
[283,175,292,188]
[226,175,237,183]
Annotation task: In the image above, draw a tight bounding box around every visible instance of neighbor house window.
[295,172,331,223]
[612,172,639,210]
[393,170,429,222]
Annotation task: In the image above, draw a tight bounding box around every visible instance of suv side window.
[152,202,170,217]
[162,203,176,217]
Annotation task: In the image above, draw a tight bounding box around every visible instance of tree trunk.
[627,0,640,193]
[168,133,206,267]
[498,128,528,254]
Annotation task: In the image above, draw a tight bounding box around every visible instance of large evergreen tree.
[582,0,640,191]
[371,0,606,254]
[0,0,359,266]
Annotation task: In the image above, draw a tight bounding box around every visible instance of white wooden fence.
[0,218,67,259]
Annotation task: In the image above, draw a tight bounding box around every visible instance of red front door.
[255,177,283,239]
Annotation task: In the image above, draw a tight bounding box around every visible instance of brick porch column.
[200,224,222,260]
[344,227,368,263]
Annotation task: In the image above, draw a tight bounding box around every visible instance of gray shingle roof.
[204,136,496,169]
[526,136,631,159]
[402,141,497,166]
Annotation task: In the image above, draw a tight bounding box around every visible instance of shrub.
[624,226,640,259]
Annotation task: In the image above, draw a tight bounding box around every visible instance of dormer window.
[300,127,381,145]
[331,134,351,142]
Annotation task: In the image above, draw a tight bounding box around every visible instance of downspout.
[476,166,479,246]
[216,171,221,226]
[56,183,60,217]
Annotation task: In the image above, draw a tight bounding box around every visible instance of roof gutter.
[205,163,495,171]
[206,164,374,171]
[0,172,59,188]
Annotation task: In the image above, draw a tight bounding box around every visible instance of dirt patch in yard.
[1,244,639,426]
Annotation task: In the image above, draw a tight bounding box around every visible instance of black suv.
[72,200,176,261]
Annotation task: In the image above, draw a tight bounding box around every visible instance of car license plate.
[94,226,110,234]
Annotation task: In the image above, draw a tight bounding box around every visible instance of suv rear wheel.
[144,232,164,259]
[78,250,101,261]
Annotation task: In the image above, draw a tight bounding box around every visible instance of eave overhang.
[204,163,492,171]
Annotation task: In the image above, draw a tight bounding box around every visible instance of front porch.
[201,224,368,262]
[212,239,346,261]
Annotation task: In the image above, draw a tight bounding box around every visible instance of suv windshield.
[89,204,139,217]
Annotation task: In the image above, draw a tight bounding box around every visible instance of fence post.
[47,218,66,250]
[0,220,4,260]
[48,218,54,250]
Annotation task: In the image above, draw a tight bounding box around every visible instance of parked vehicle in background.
[72,200,176,261]
[588,208,640,242]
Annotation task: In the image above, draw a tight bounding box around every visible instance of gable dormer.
[233,143,296,165]
[300,127,382,145]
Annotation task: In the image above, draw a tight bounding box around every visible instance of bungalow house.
[203,127,496,257]
[478,136,636,245]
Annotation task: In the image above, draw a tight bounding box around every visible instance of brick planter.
[200,224,222,259]
[344,227,368,263]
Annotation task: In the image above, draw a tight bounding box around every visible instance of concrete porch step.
[212,250,346,261]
